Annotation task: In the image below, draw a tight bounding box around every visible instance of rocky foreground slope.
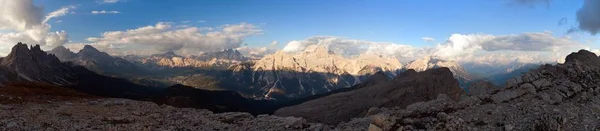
[351,50,600,130]
[0,98,326,130]
[274,67,464,125]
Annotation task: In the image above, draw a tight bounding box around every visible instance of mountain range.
[243,44,404,99]
[48,45,150,77]
[123,49,246,69]
[47,43,531,100]
[0,42,541,104]
[0,43,278,113]
[4,42,600,130]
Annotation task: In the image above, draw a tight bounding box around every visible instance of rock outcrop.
[354,49,600,130]
[466,80,498,96]
[274,67,464,124]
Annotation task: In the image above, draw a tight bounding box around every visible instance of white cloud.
[432,32,579,58]
[0,0,71,55]
[236,40,279,58]
[91,10,121,15]
[421,37,435,42]
[0,0,43,31]
[43,6,76,23]
[85,22,262,56]
[99,0,123,4]
[198,20,207,23]
[175,25,191,28]
[281,36,421,61]
[281,32,585,65]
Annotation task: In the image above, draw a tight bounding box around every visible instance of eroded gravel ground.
[0,98,335,131]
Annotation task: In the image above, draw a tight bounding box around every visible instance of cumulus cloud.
[421,37,435,42]
[576,0,600,35]
[236,41,279,58]
[0,0,72,55]
[432,32,579,58]
[281,36,422,61]
[84,22,262,56]
[91,10,121,14]
[0,0,43,31]
[281,31,584,65]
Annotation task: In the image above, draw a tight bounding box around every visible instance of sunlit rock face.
[248,44,403,99]
[128,49,246,69]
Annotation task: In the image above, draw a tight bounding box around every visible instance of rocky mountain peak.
[405,56,432,71]
[159,51,180,58]
[48,44,150,77]
[30,44,42,52]
[50,46,71,53]
[2,42,60,66]
[80,45,101,54]
[357,66,383,76]
[6,42,30,59]
[194,49,246,61]
[223,49,238,54]
[302,44,334,56]
[405,56,445,71]
[406,56,475,83]
[49,46,76,60]
[76,45,112,59]
[0,42,75,85]
[564,49,600,69]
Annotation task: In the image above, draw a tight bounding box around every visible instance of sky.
[1,0,600,65]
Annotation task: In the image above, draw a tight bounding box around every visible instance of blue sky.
[36,0,586,48]
[0,0,594,64]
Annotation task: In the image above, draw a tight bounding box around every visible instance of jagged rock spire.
[0,42,75,85]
